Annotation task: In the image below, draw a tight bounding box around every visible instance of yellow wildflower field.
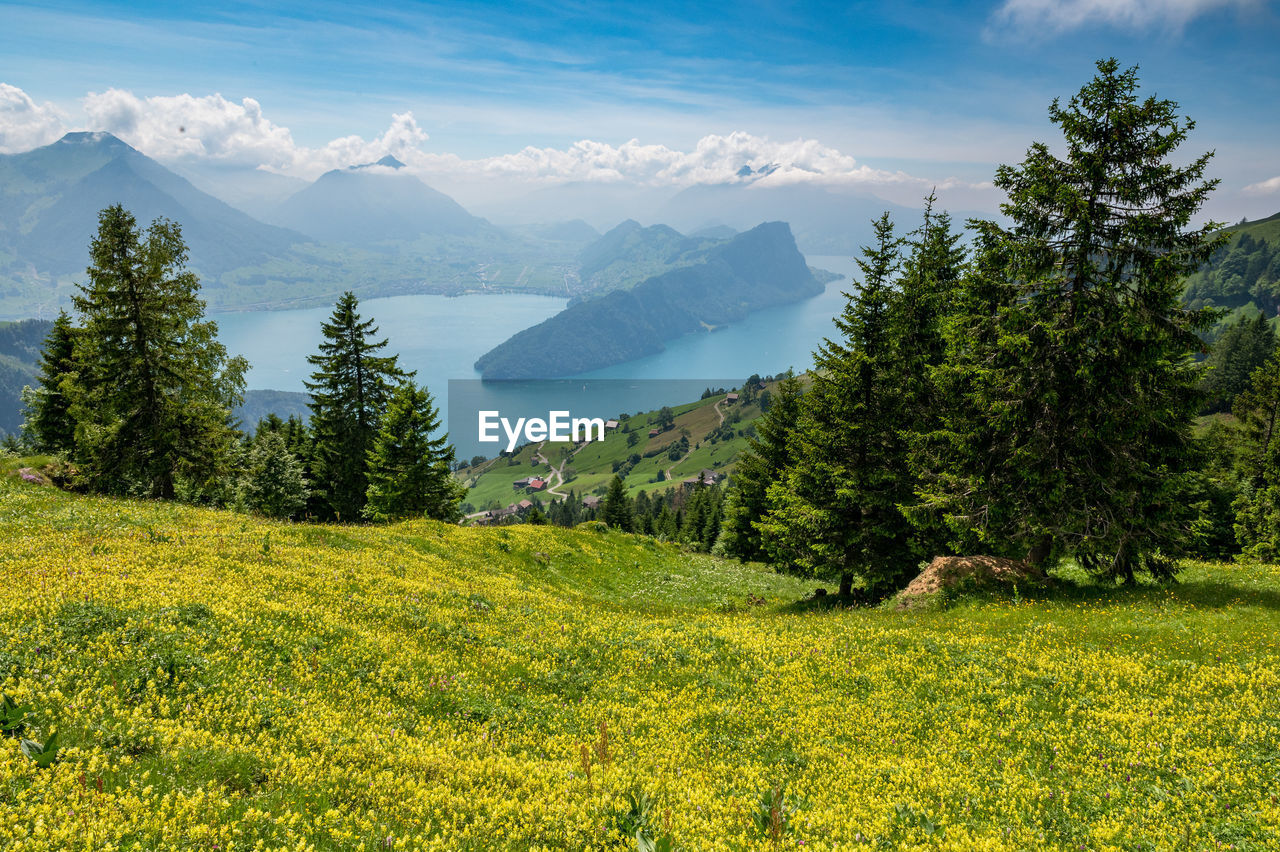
[1,476,1278,850]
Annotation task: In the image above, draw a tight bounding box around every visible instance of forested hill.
[1183,211,1280,326]
[0,319,52,435]
[574,220,722,295]
[474,221,823,380]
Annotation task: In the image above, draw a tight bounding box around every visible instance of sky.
[1,0,1278,221]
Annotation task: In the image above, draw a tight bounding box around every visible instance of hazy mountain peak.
[56,131,133,151]
[349,154,406,171]
[735,163,778,180]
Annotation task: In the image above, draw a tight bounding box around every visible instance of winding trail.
[662,398,727,482]
[533,441,573,498]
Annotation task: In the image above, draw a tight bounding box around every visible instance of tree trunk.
[1026,534,1053,566]
[838,571,853,597]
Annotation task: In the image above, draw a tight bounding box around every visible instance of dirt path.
[662,398,726,482]
[534,442,573,498]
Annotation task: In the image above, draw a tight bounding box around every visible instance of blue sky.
[2,0,1277,219]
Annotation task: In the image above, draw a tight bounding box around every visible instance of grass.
[1,472,1279,850]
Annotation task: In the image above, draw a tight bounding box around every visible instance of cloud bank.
[1244,176,1280,195]
[81,89,429,177]
[0,83,65,153]
[991,0,1255,34]
[1,83,977,193]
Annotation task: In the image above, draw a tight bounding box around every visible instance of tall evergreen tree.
[893,198,968,556]
[602,474,633,531]
[925,59,1224,581]
[721,373,805,562]
[305,292,407,520]
[69,205,246,498]
[364,381,464,522]
[21,311,79,455]
[758,214,916,596]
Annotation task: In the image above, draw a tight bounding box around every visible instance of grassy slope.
[1,473,1279,849]
[458,386,770,511]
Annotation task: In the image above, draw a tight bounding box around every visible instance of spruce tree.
[892,198,967,556]
[602,474,633,531]
[305,292,407,520]
[1232,351,1280,559]
[1200,313,1277,414]
[758,214,916,596]
[70,205,246,499]
[363,381,464,522]
[722,373,804,562]
[239,431,310,519]
[21,311,78,455]
[928,59,1224,581]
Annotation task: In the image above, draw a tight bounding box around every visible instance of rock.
[16,467,49,486]
[895,555,1045,610]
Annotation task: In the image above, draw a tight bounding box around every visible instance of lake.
[215,255,857,458]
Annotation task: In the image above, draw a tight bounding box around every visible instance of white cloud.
[0,83,983,193]
[991,0,1255,34]
[81,89,429,178]
[410,131,938,190]
[0,83,66,153]
[1244,176,1280,194]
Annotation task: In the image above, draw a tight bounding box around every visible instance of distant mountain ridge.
[0,132,306,279]
[575,219,725,296]
[267,156,491,244]
[474,221,823,379]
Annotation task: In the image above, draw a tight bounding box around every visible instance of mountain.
[654,181,922,256]
[0,132,307,280]
[475,181,672,231]
[268,157,491,244]
[170,161,309,221]
[575,220,723,295]
[474,221,823,379]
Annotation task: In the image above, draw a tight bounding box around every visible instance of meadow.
[1,472,1278,850]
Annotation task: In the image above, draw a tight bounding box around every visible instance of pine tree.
[239,431,309,519]
[1200,312,1277,414]
[363,381,464,522]
[1232,351,1280,560]
[305,292,407,520]
[69,205,246,499]
[758,214,916,596]
[721,373,805,561]
[602,474,633,531]
[21,311,79,455]
[928,59,1224,581]
[893,198,968,556]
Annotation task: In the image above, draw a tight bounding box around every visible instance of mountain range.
[0,133,307,298]
[0,133,598,319]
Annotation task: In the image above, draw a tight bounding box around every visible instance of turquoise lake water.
[215,255,858,458]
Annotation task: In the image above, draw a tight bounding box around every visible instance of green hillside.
[456,379,781,515]
[1183,211,1280,339]
[2,465,1279,849]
